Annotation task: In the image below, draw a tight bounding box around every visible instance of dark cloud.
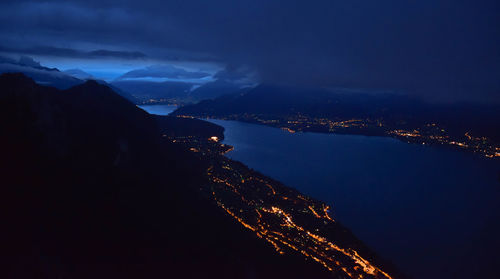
[0,0,499,102]
[0,45,146,60]
[214,65,258,86]
[63,69,94,80]
[0,55,58,71]
[87,50,146,59]
[0,56,82,88]
[18,56,43,68]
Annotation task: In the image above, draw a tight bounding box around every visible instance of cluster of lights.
[207,159,393,279]
[162,118,396,278]
[180,112,500,159]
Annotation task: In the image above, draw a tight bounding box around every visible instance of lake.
[139,105,500,279]
[208,119,500,279]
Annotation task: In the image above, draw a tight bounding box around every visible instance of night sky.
[0,0,499,102]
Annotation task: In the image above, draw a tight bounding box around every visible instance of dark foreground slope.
[0,74,335,279]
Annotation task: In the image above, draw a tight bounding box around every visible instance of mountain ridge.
[0,73,347,279]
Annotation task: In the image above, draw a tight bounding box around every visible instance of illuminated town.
[175,113,500,159]
[164,130,396,279]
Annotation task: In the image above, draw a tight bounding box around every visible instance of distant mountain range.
[110,78,250,105]
[0,55,82,89]
[116,64,211,80]
[110,79,193,104]
[63,68,95,80]
[188,79,251,101]
[0,56,253,105]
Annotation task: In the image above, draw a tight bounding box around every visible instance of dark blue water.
[138,104,500,278]
[207,119,500,279]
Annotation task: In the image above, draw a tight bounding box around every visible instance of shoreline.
[181,114,500,160]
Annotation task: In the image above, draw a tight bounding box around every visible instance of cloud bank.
[118,65,210,81]
[0,0,498,102]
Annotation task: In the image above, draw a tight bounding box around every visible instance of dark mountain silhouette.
[0,56,82,89]
[63,68,94,80]
[188,79,250,102]
[0,57,138,103]
[0,73,336,279]
[93,79,139,104]
[175,84,420,117]
[16,56,59,72]
[155,115,225,139]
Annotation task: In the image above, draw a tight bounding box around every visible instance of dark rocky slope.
[0,73,334,279]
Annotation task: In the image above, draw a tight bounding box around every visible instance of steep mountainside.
[188,79,249,102]
[0,73,337,279]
